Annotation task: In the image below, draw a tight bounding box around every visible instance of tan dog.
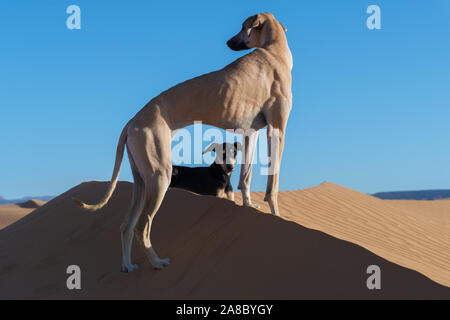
[74,13,293,272]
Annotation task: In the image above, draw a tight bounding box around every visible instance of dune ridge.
[0,181,449,299]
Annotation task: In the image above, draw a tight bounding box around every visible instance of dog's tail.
[72,122,130,212]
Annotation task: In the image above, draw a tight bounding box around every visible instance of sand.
[0,181,448,299]
[0,200,45,230]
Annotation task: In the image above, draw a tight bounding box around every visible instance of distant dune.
[0,181,448,299]
[0,196,54,205]
[372,190,450,200]
[0,200,45,230]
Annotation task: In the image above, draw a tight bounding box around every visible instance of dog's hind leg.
[120,148,145,272]
[135,172,171,269]
[129,124,172,270]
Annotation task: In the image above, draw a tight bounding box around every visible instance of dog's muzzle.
[227,38,249,51]
[225,164,234,172]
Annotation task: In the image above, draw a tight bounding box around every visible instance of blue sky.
[1,0,449,198]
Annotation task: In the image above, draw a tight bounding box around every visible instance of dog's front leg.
[263,96,291,216]
[264,124,285,216]
[238,130,259,208]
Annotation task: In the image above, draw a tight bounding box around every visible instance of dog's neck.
[261,20,293,70]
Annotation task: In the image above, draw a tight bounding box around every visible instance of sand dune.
[236,182,450,287]
[0,181,448,299]
[0,200,45,230]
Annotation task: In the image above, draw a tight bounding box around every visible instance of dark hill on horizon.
[372,190,450,200]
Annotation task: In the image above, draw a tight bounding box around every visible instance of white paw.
[152,257,171,270]
[244,202,260,209]
[121,263,139,273]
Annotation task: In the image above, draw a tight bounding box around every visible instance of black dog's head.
[203,142,242,173]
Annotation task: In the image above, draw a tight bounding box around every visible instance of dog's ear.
[256,13,286,33]
[248,14,264,30]
[234,142,242,152]
[202,143,219,154]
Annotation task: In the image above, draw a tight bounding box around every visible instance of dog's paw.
[152,257,171,270]
[121,263,139,273]
[244,202,260,209]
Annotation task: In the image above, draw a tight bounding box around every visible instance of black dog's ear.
[234,142,242,152]
[202,143,219,154]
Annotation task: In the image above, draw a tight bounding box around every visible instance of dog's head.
[203,142,242,174]
[226,13,287,51]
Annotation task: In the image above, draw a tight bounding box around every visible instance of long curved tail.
[73,122,130,212]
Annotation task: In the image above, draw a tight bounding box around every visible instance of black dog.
[170,142,242,201]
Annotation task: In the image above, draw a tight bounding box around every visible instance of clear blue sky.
[1,0,449,199]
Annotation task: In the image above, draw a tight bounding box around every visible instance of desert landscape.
[0,181,449,299]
